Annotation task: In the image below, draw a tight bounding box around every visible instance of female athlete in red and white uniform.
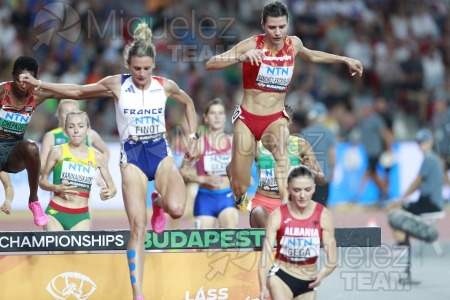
[259,166,336,300]
[206,1,362,207]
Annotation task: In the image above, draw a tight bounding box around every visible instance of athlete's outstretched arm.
[205,38,258,70]
[292,36,363,77]
[19,73,119,100]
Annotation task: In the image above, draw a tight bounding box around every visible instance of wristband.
[35,80,42,91]
[188,132,199,140]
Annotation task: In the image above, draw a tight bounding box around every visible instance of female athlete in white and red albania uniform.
[269,202,324,297]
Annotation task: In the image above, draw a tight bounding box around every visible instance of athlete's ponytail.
[123,22,156,68]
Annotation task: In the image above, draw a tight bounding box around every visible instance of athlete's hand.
[241,49,267,66]
[0,200,12,215]
[18,73,40,87]
[53,181,80,200]
[184,138,199,162]
[259,286,269,300]
[300,154,312,168]
[309,273,324,288]
[344,57,363,77]
[100,185,117,201]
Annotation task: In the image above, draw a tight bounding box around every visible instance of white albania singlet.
[115,74,167,144]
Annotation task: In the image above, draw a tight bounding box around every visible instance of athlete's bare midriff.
[241,88,286,115]
[256,187,281,198]
[52,195,89,209]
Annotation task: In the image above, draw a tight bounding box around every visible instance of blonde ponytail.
[134,23,153,42]
[123,22,156,68]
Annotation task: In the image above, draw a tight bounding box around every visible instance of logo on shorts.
[47,272,97,300]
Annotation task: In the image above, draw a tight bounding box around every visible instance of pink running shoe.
[150,191,166,234]
[29,201,48,227]
[135,296,145,300]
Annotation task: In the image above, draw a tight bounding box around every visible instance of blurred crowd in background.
[0,0,449,163]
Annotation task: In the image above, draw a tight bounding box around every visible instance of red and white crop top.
[196,135,232,176]
[242,34,295,93]
[275,203,324,265]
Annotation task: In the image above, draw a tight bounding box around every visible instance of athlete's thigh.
[70,219,92,231]
[268,275,294,300]
[195,216,217,229]
[120,163,149,223]
[295,290,316,300]
[230,120,256,182]
[218,207,238,228]
[261,118,290,157]
[5,140,32,172]
[155,156,186,205]
[250,206,269,228]
[44,215,65,231]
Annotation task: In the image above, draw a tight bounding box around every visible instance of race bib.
[0,109,32,136]
[259,168,278,192]
[204,154,230,175]
[255,63,294,92]
[279,236,321,262]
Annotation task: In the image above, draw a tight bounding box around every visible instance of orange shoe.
[150,191,166,233]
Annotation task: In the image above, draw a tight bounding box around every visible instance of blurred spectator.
[409,3,440,40]
[389,3,410,41]
[292,0,321,49]
[389,128,444,245]
[0,0,449,150]
[324,13,353,52]
[430,88,450,185]
[354,97,394,204]
[0,15,18,60]
[301,102,336,207]
[373,34,405,101]
[344,25,373,77]
[399,43,427,120]
[421,39,446,91]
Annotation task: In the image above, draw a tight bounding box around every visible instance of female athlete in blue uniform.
[20,23,199,300]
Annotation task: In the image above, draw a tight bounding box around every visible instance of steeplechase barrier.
[0,227,380,299]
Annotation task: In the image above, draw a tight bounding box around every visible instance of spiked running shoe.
[29,201,48,227]
[234,193,249,213]
[151,191,166,234]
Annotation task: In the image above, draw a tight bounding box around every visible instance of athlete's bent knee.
[231,181,249,197]
[165,201,184,219]
[129,220,148,239]
[23,140,40,155]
